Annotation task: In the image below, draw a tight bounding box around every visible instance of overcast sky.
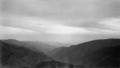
[0,0,120,44]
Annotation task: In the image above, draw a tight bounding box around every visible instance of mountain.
[50,39,120,67]
[25,41,61,54]
[0,39,85,68]
[3,39,57,54]
[0,40,51,68]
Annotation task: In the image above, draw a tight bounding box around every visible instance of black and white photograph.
[0,0,120,68]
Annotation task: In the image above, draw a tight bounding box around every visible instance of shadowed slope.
[51,39,120,67]
[3,39,57,54]
[0,40,80,68]
[0,40,51,68]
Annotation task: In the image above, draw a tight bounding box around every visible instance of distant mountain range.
[0,39,120,68]
[0,40,50,68]
[2,39,58,54]
[0,39,83,68]
[50,39,120,67]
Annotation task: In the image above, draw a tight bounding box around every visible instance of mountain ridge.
[50,38,120,67]
[0,39,85,68]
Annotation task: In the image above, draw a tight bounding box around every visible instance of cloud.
[40,24,92,34]
[99,18,120,30]
[1,0,120,44]
[2,0,120,19]
[1,14,55,32]
[0,25,38,34]
[1,13,120,43]
[82,17,120,35]
[96,0,120,18]
[1,14,94,35]
[1,14,120,35]
[1,0,120,31]
[2,0,96,17]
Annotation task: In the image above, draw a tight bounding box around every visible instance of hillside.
[0,40,51,68]
[50,39,120,67]
[3,39,57,54]
[0,39,85,68]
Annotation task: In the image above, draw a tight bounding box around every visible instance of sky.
[0,0,120,45]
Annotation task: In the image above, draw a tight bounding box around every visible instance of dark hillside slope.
[0,40,51,68]
[51,39,120,67]
[0,40,81,68]
[3,39,57,54]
